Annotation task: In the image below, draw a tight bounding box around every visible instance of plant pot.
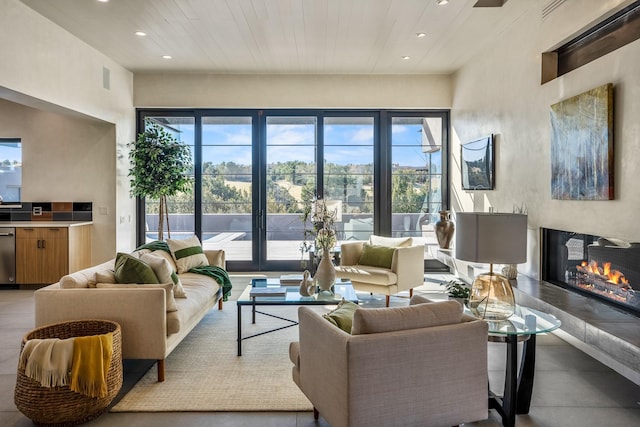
[448,296,468,308]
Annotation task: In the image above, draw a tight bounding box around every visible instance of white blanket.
[19,337,75,388]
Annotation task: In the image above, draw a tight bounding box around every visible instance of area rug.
[111,303,314,412]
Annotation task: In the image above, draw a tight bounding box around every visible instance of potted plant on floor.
[128,120,193,241]
[441,279,471,307]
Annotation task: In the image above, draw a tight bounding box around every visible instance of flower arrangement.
[300,198,339,259]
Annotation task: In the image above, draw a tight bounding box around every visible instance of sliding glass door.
[201,115,255,262]
[136,109,448,271]
[390,114,447,251]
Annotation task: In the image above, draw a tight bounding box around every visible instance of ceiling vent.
[542,0,567,20]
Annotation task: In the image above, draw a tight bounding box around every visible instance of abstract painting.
[550,83,614,200]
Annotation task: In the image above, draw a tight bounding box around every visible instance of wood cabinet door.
[40,228,69,283]
[16,228,69,284]
[16,228,40,284]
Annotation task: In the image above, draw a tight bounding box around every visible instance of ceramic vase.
[435,210,455,249]
[299,270,316,296]
[501,264,518,279]
[314,248,336,292]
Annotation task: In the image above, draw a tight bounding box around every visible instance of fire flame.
[580,261,629,285]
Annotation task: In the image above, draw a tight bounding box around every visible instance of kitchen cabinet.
[15,224,91,284]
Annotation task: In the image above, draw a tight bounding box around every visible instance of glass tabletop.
[484,306,561,336]
[237,278,359,305]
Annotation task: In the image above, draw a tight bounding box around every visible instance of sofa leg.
[410,289,414,297]
[218,298,223,310]
[157,359,165,382]
[385,295,390,307]
[313,407,319,420]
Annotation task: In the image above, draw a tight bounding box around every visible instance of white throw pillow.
[96,282,178,312]
[140,252,187,298]
[166,236,209,274]
[369,235,413,247]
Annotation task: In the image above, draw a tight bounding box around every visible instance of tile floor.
[1,275,640,427]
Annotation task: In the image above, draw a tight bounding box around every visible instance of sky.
[161,120,442,169]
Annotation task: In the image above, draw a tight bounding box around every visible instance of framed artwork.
[461,134,494,190]
[550,83,614,200]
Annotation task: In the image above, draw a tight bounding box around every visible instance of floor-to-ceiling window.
[389,115,446,247]
[136,109,448,271]
[140,116,196,241]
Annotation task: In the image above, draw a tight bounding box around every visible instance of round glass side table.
[484,306,562,427]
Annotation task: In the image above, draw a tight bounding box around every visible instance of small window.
[0,138,22,205]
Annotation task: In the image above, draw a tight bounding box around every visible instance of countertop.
[0,221,93,228]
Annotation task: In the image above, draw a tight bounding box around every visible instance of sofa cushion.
[167,236,209,274]
[351,300,463,335]
[358,244,395,269]
[94,269,116,285]
[60,274,90,289]
[96,283,177,312]
[369,235,413,247]
[322,299,359,333]
[334,265,397,285]
[140,252,187,298]
[114,252,160,284]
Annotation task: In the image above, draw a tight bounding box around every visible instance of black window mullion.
[194,113,203,240]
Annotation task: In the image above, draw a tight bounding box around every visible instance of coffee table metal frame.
[485,306,561,427]
[236,278,358,356]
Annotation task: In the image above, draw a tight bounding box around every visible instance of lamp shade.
[455,212,527,264]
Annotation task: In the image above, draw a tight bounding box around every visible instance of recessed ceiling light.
[436,0,449,5]
[401,56,411,60]
[416,32,427,38]
[135,31,147,37]
[162,55,172,60]
[97,0,109,3]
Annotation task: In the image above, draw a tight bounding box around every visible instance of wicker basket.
[14,320,123,426]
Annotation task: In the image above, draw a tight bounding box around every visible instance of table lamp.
[455,212,527,320]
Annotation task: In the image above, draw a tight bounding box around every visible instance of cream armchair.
[289,296,489,427]
[334,236,424,306]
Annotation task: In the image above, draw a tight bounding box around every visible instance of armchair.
[289,296,489,427]
[334,236,424,306]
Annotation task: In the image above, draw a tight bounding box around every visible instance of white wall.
[450,0,640,279]
[134,73,451,109]
[0,0,136,255]
[0,99,115,263]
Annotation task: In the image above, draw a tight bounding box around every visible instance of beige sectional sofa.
[33,248,226,382]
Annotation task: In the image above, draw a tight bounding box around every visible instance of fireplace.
[541,228,640,316]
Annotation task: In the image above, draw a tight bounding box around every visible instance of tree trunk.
[158,196,165,241]
[164,196,171,239]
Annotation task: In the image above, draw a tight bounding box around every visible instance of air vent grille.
[542,0,567,20]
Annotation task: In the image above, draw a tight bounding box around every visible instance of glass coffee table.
[236,278,358,356]
[485,306,561,427]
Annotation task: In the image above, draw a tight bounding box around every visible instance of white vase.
[314,248,336,292]
[501,264,518,279]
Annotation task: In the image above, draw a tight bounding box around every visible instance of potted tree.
[128,120,193,241]
[441,279,471,307]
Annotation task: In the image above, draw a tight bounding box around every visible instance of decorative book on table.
[279,274,304,285]
[249,287,286,297]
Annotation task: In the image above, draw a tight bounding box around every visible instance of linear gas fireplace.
[542,228,640,316]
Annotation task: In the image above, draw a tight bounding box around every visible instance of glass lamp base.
[468,272,516,321]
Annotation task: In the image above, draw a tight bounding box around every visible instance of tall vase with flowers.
[300,197,339,292]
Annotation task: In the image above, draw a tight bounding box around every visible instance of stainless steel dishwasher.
[0,228,16,285]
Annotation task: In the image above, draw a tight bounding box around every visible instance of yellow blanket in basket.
[70,332,114,398]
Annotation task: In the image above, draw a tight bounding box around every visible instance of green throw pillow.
[323,299,359,333]
[358,244,395,269]
[114,252,160,284]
